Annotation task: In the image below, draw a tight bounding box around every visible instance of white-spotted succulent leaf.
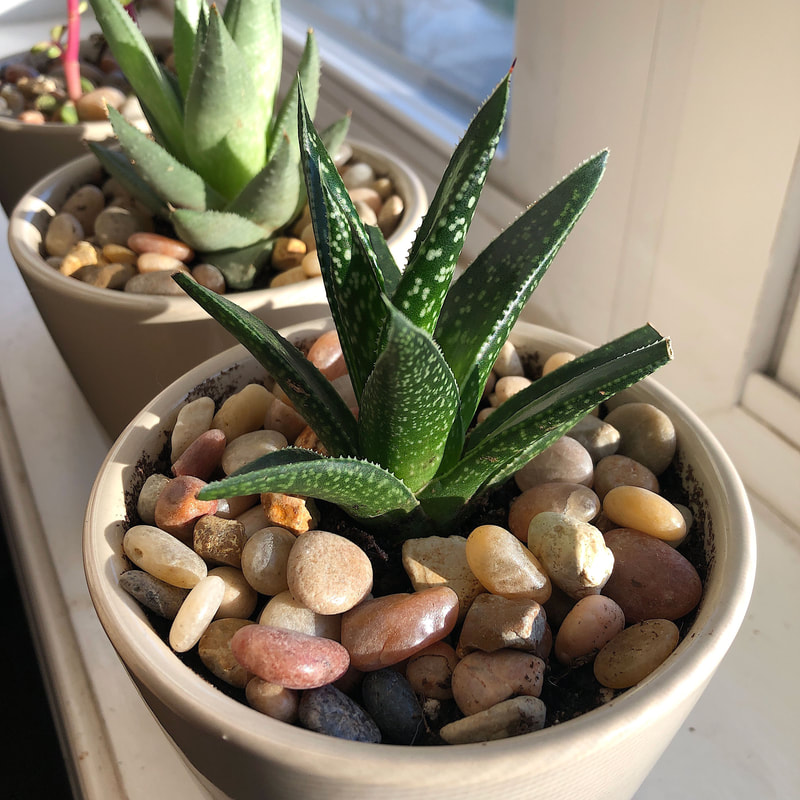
[185,75,672,540]
[87,0,348,288]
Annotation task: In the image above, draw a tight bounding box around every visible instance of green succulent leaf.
[225,133,300,232]
[88,0,186,161]
[183,5,266,199]
[201,240,273,290]
[391,71,511,335]
[172,274,359,456]
[298,87,389,400]
[418,325,673,526]
[197,448,421,521]
[359,300,461,494]
[106,107,225,212]
[173,0,204,98]
[223,0,281,134]
[87,143,166,217]
[437,150,609,432]
[170,209,271,252]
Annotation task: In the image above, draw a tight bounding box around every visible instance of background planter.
[83,318,756,800]
[8,145,427,438]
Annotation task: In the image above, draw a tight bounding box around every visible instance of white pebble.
[169,575,226,652]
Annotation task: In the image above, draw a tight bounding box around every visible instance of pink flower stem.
[63,0,82,102]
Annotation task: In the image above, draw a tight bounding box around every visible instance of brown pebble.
[508,483,601,541]
[171,429,227,480]
[593,454,659,501]
[198,618,255,688]
[128,231,194,262]
[154,475,218,541]
[261,492,319,535]
[456,594,548,658]
[193,515,247,568]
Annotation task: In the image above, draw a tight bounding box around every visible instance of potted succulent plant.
[0,0,149,215]
[8,0,427,437]
[82,72,755,799]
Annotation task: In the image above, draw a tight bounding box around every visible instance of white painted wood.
[741,372,800,451]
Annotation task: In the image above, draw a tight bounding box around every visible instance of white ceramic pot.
[8,146,427,438]
[83,318,756,800]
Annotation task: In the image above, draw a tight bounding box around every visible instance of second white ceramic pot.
[83,318,756,800]
[8,145,427,438]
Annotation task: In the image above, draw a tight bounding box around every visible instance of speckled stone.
[154,475,218,541]
[361,668,425,744]
[404,641,458,700]
[193,515,247,568]
[198,618,254,688]
[298,684,381,743]
[508,483,601,541]
[118,569,189,619]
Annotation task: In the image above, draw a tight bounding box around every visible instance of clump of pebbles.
[116,332,707,745]
[0,37,143,125]
[41,142,406,296]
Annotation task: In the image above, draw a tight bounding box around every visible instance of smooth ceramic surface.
[83,319,756,800]
[8,145,427,438]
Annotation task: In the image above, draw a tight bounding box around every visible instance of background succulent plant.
[175,70,673,540]
[87,0,349,288]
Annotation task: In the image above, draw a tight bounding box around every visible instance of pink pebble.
[171,429,227,480]
[128,231,194,262]
[307,329,348,380]
[231,624,350,690]
[154,475,218,541]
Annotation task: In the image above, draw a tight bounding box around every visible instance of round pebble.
[601,528,703,622]
[507,483,601,541]
[125,271,188,295]
[75,85,127,120]
[593,619,680,689]
[94,205,143,247]
[593,454,659,501]
[197,617,254,687]
[603,402,677,475]
[554,595,626,666]
[361,669,425,744]
[171,428,226,480]
[307,329,347,380]
[230,624,350,689]
[567,415,620,462]
[221,429,287,475]
[298,683,381,743]
[515,437,594,491]
[465,524,551,603]
[122,524,207,588]
[153,475,218,541]
[240,527,296,596]
[208,565,258,619]
[404,641,458,700]
[168,574,226,652]
[287,530,373,615]
[603,485,687,544]
[136,473,170,525]
[192,262,225,293]
[258,590,341,640]
[171,396,215,462]
[45,212,83,257]
[61,184,105,235]
[212,383,274,441]
[245,677,299,722]
[128,231,194,262]
[193,516,247,568]
[118,569,189,620]
[137,252,187,274]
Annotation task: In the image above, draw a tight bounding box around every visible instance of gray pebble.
[298,684,381,743]
[124,271,189,295]
[361,669,425,745]
[94,205,143,247]
[44,212,83,257]
[61,184,106,236]
[603,402,677,475]
[119,569,189,619]
[567,415,620,462]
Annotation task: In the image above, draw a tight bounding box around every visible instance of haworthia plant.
[86,0,349,289]
[175,70,673,539]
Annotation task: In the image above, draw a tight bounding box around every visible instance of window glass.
[284,0,516,130]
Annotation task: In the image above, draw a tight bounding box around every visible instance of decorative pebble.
[168,574,226,652]
[361,669,425,744]
[490,375,532,406]
[192,515,246,568]
[171,428,226,480]
[261,492,319,534]
[593,619,680,689]
[439,696,547,744]
[342,161,376,190]
[197,617,254,687]
[240,527,297,595]
[377,194,404,237]
[263,397,307,440]
[212,383,274,441]
[59,240,100,277]
[61,184,105,235]
[171,396,215,462]
[44,212,83,257]
[271,236,306,271]
[122,524,207,588]
[259,590,341,640]
[451,649,545,716]
[515,436,594,491]
[128,231,194,262]
[245,677,299,722]
[75,85,127,120]
[287,530,372,615]
[527,512,615,599]
[137,251,187,274]
[567,415,620,462]
[603,402,677,475]
[341,586,459,671]
[404,641,458,700]
[94,205,143,247]
[118,569,189,620]
[153,475,218,541]
[402,535,484,620]
[554,595,626,666]
[298,683,381,743]
[508,483,601,541]
[191,262,226,293]
[593,454,659,501]
[465,524,551,603]
[601,528,702,622]
[230,624,350,690]
[456,593,548,658]
[307,329,347,380]
[101,243,137,265]
[73,261,136,289]
[603,485,687,544]
[208,565,258,619]
[542,351,576,375]
[124,271,188,295]
[135,472,170,525]
[492,339,524,377]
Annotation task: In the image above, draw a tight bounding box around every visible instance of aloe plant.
[86,0,349,288]
[174,70,672,540]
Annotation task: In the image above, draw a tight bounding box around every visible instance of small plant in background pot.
[87,0,352,290]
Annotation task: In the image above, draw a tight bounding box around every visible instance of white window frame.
[282,0,800,527]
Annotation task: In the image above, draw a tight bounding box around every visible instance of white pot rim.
[83,317,756,777]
